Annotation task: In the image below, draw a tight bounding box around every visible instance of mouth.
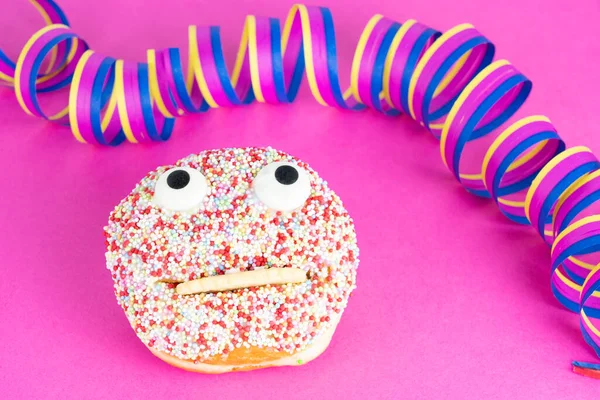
[173,267,309,295]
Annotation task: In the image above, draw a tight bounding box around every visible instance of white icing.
[152,167,208,212]
[252,161,311,212]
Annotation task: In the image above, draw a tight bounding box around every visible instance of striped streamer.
[2,0,600,377]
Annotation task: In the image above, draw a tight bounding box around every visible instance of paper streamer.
[2,0,600,376]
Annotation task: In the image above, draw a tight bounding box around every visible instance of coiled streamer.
[2,0,600,376]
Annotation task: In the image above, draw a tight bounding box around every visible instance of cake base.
[147,318,339,373]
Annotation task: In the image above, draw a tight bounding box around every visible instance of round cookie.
[104,147,359,373]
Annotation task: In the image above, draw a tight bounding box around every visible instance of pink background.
[1,0,600,398]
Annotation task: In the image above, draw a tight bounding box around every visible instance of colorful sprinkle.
[104,147,359,361]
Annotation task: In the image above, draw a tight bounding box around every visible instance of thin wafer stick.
[176,268,308,295]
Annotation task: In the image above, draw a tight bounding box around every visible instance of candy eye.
[253,162,311,212]
[152,167,208,212]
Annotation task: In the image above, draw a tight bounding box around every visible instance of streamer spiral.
[2,0,600,377]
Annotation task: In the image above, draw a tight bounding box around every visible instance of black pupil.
[274,165,299,185]
[167,170,190,189]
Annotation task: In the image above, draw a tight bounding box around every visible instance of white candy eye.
[152,167,208,212]
[253,162,311,212]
